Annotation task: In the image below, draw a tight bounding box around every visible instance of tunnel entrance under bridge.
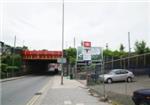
[25,59,58,74]
[22,50,62,75]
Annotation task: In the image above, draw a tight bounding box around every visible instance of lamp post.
[61,0,64,85]
[12,35,16,77]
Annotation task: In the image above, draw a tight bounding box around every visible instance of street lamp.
[61,0,64,85]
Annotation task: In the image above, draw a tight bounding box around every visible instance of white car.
[99,69,134,83]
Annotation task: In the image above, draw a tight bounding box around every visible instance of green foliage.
[13,54,22,68]
[0,64,19,73]
[90,64,96,70]
[119,44,125,52]
[134,40,150,54]
[1,54,22,68]
[103,49,127,59]
[22,46,28,50]
[64,47,76,65]
[1,63,8,72]
[145,47,150,52]
[64,40,149,63]
[1,55,12,65]
[112,50,127,58]
[112,50,121,57]
[103,49,113,57]
[112,101,123,105]
[6,66,19,72]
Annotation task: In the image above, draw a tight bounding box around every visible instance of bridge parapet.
[22,50,62,60]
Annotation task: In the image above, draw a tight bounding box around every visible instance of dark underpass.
[24,59,59,75]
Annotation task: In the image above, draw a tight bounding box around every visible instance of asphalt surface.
[89,76,150,105]
[1,75,52,105]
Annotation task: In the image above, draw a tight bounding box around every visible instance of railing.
[104,53,150,75]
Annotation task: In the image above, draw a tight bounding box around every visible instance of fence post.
[124,58,126,69]
[136,56,138,68]
[7,72,8,78]
[111,57,114,69]
[128,57,130,69]
[120,57,122,69]
[144,54,146,67]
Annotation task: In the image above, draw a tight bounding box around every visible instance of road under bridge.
[22,50,62,74]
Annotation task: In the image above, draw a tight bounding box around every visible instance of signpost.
[76,41,105,97]
[77,46,102,61]
[57,58,66,64]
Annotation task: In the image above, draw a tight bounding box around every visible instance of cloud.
[1,0,149,51]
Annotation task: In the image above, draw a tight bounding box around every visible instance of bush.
[1,63,8,73]
[1,54,22,68]
[6,66,19,73]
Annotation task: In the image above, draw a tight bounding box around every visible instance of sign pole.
[101,48,106,98]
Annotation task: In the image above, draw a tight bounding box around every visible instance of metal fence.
[75,53,150,105]
[104,53,150,75]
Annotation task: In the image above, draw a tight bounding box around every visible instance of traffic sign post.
[57,58,66,64]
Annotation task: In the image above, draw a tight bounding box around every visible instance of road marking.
[76,103,84,105]
[64,100,72,104]
[26,78,52,105]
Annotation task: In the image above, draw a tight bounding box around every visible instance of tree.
[1,54,22,68]
[22,46,28,50]
[103,49,113,57]
[134,40,150,54]
[103,48,127,60]
[64,47,76,65]
[119,44,125,52]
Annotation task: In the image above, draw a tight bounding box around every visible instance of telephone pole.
[128,32,131,69]
[74,37,76,48]
[128,32,131,55]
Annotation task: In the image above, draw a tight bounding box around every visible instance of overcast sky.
[0,0,150,51]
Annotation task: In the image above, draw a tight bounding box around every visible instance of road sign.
[77,47,102,61]
[91,47,102,60]
[83,48,91,60]
[57,58,66,64]
[82,41,91,48]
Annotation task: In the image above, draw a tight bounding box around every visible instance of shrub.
[6,66,19,73]
[1,54,22,68]
[1,63,8,73]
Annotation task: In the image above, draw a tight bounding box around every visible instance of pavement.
[0,76,26,82]
[32,76,110,105]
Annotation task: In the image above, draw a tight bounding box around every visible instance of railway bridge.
[22,50,62,74]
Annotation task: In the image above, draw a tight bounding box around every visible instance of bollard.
[70,74,73,79]
[87,74,91,86]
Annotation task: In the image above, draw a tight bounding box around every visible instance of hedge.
[1,63,8,72]
[6,66,19,73]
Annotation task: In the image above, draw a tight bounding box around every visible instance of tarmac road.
[1,75,52,105]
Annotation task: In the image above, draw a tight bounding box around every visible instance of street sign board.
[82,41,91,48]
[91,47,102,60]
[57,58,66,64]
[77,47,102,61]
[83,48,91,60]
[77,46,83,61]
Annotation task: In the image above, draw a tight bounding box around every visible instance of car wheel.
[127,77,132,82]
[139,101,148,105]
[107,78,112,84]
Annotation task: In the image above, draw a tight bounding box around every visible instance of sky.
[0,0,150,51]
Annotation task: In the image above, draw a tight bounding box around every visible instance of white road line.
[26,78,52,105]
[76,103,84,105]
[64,100,72,105]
